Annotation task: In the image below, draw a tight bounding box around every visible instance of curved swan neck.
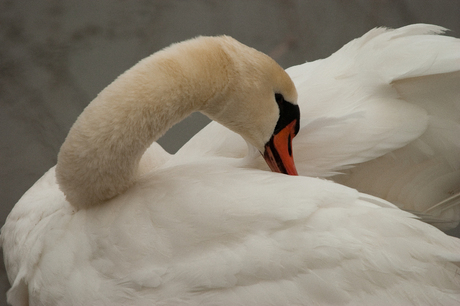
[56,37,232,209]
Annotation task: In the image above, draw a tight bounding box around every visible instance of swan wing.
[311,24,460,228]
[288,24,459,175]
[179,24,460,229]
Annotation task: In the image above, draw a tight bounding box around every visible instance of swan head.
[200,36,300,175]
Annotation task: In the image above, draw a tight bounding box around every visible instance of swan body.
[3,30,460,305]
[183,24,460,230]
[4,161,460,305]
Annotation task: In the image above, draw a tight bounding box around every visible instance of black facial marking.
[264,138,288,174]
[274,93,300,135]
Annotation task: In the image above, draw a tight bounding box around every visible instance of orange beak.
[263,120,298,175]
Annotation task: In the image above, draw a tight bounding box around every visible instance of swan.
[2,34,460,305]
[180,24,460,231]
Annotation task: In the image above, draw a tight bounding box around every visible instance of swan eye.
[275,93,285,106]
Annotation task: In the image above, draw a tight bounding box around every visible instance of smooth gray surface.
[1,1,460,304]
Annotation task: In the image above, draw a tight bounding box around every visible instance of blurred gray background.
[1,0,460,304]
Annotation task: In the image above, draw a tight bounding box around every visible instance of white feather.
[183,24,460,230]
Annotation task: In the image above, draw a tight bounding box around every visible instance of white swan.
[180,24,460,230]
[2,34,460,305]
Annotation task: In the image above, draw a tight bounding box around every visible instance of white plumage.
[2,25,460,305]
[183,24,460,230]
